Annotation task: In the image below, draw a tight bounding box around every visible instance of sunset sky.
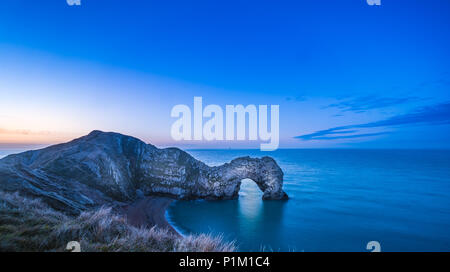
[1,0,450,149]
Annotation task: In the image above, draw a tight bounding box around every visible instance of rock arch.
[204,156,289,200]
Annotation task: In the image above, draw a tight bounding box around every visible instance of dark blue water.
[167,149,450,252]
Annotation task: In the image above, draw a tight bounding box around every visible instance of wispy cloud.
[296,102,450,141]
[303,132,390,140]
[324,95,425,113]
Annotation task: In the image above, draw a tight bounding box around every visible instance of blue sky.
[0,0,449,149]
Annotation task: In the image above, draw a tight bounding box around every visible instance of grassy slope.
[0,191,235,252]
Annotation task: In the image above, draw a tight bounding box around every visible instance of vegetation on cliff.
[0,191,235,252]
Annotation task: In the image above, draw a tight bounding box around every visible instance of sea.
[167,149,450,252]
[1,148,449,251]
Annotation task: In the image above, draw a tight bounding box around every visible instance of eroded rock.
[0,131,288,213]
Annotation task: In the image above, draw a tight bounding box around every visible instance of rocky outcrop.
[0,131,287,214]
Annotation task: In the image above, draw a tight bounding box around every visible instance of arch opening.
[238,178,264,198]
[237,178,264,220]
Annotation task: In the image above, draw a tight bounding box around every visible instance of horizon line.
[1,144,450,153]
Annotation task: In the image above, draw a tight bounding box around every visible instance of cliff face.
[0,131,287,214]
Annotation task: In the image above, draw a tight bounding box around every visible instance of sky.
[0,0,450,149]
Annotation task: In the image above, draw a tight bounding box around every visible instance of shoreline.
[124,196,181,236]
[165,207,187,237]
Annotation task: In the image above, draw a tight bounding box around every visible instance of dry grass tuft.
[0,191,235,252]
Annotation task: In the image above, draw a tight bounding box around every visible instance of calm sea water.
[167,149,450,252]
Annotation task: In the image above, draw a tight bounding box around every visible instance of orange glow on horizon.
[0,129,175,147]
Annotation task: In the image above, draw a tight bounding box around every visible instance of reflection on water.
[168,178,288,251]
[236,179,287,250]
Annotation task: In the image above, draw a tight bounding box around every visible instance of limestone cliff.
[0,131,288,214]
